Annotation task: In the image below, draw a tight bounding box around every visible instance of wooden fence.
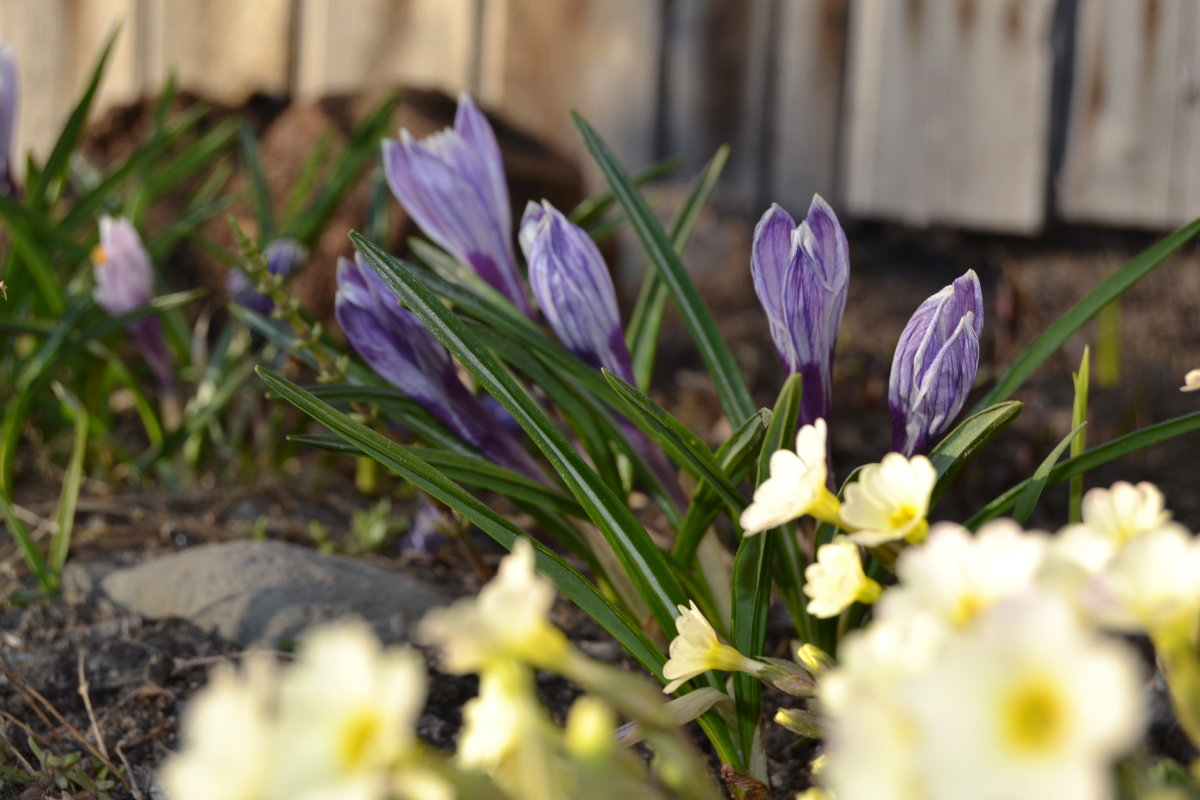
[1,0,1195,233]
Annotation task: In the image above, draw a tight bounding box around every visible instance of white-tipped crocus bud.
[0,43,17,198]
[382,93,532,317]
[92,216,172,385]
[1181,369,1200,392]
[888,269,983,456]
[520,200,634,381]
[335,254,543,481]
[751,195,849,425]
[226,238,308,314]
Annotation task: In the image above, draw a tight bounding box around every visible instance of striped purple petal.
[0,43,17,198]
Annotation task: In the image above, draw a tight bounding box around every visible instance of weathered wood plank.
[1058,0,1189,227]
[843,0,1054,232]
[1170,3,1200,222]
[294,0,474,100]
[142,0,292,102]
[477,0,663,190]
[768,0,848,214]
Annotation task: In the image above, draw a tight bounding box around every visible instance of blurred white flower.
[906,597,1141,800]
[1085,523,1200,638]
[662,600,764,693]
[804,536,881,618]
[160,654,277,800]
[1076,481,1170,547]
[740,419,840,535]
[271,622,428,800]
[881,521,1045,629]
[841,453,936,547]
[1039,524,1117,609]
[418,538,567,672]
[458,663,541,770]
[1181,368,1200,392]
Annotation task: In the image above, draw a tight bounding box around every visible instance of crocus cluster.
[227,238,308,314]
[335,253,544,481]
[0,42,17,198]
[91,216,173,389]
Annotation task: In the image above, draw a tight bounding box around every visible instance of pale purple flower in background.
[751,195,849,426]
[889,269,983,456]
[335,254,544,481]
[520,200,686,508]
[382,93,532,317]
[0,42,18,198]
[226,238,308,314]
[92,216,172,387]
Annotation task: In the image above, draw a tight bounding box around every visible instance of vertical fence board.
[1058,0,1188,227]
[294,0,473,100]
[768,0,848,215]
[843,0,1054,232]
[143,0,291,102]
[1171,4,1200,221]
[477,0,663,190]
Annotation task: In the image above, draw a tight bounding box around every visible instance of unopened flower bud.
[227,238,307,314]
[0,43,17,198]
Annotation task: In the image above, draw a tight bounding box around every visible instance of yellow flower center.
[888,504,918,531]
[91,244,108,266]
[951,592,986,627]
[336,710,382,769]
[1000,677,1067,755]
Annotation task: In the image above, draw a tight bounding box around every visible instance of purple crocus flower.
[226,238,308,314]
[335,254,544,481]
[0,42,19,198]
[382,93,533,317]
[751,195,849,426]
[889,269,983,456]
[520,200,686,508]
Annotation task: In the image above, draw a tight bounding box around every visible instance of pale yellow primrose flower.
[1084,523,1200,638]
[662,600,765,693]
[840,453,936,547]
[905,597,1141,800]
[1181,368,1200,392]
[880,520,1046,630]
[804,536,881,618]
[740,419,840,535]
[271,621,429,800]
[161,654,278,800]
[418,538,567,671]
[1074,481,1171,547]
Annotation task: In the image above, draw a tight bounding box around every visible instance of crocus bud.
[382,93,532,317]
[226,238,308,314]
[0,43,17,198]
[751,195,849,425]
[519,201,634,382]
[335,254,544,481]
[92,216,172,387]
[888,269,983,455]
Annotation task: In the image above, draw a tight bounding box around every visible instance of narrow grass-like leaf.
[1,498,49,590]
[628,146,730,389]
[603,370,744,515]
[573,113,754,422]
[1069,348,1090,523]
[50,384,88,577]
[353,233,688,634]
[239,122,274,239]
[0,194,65,313]
[569,157,682,227]
[928,401,1023,505]
[974,217,1200,412]
[673,409,771,564]
[258,367,666,673]
[967,410,1200,527]
[1012,423,1086,524]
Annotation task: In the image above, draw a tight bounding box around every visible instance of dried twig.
[77,650,110,762]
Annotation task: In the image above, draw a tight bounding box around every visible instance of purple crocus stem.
[227,238,308,314]
[520,200,687,509]
[382,93,533,317]
[888,269,984,456]
[335,254,547,483]
[751,196,849,428]
[0,42,18,199]
[92,216,175,395]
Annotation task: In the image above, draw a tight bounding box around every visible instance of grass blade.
[50,384,89,577]
[353,233,689,635]
[1012,423,1086,524]
[928,401,1023,504]
[573,113,754,422]
[973,216,1200,412]
[1069,348,1090,523]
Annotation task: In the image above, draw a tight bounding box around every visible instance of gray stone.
[63,541,453,647]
